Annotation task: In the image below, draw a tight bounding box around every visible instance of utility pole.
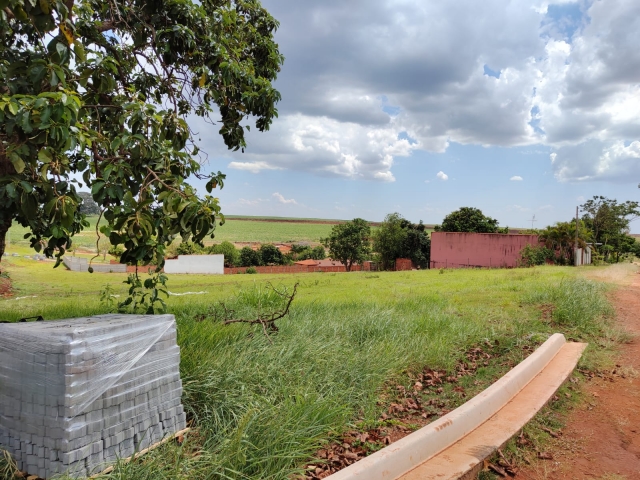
[530,214,537,230]
[575,206,579,266]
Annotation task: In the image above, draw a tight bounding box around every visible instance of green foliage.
[259,243,284,265]
[176,242,204,256]
[77,191,100,216]
[118,272,168,314]
[519,244,554,267]
[539,220,590,264]
[99,283,117,311]
[208,241,239,267]
[107,244,124,259]
[434,207,501,233]
[310,245,326,260]
[580,196,640,262]
[291,244,326,261]
[0,0,283,279]
[372,213,431,270]
[322,218,371,271]
[240,246,262,267]
[245,266,258,274]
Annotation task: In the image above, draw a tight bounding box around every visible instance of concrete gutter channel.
[326,333,587,480]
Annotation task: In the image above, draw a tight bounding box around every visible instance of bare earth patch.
[0,277,11,298]
[517,269,640,479]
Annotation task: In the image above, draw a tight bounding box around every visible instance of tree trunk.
[0,217,11,269]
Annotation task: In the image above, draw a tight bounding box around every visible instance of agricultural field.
[0,254,626,479]
[6,216,341,253]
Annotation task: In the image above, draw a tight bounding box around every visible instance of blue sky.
[190,0,640,231]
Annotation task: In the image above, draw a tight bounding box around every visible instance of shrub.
[208,241,240,267]
[259,244,284,265]
[176,242,204,255]
[245,267,258,274]
[519,244,554,267]
[239,246,262,267]
[310,245,326,260]
[107,245,125,260]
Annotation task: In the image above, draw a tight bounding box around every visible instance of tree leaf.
[10,153,25,173]
[59,23,74,45]
[74,42,86,62]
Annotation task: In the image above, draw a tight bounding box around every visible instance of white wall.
[164,255,224,274]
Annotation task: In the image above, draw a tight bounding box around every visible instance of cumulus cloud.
[551,139,640,182]
[227,161,282,174]
[436,171,449,181]
[510,176,523,181]
[272,192,297,204]
[198,0,640,185]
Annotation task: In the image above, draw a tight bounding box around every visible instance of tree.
[580,196,640,262]
[372,213,431,270]
[321,218,370,272]
[538,220,590,265]
[0,1,283,273]
[434,207,503,233]
[310,245,326,260]
[77,191,100,215]
[259,243,283,265]
[208,241,239,268]
[402,221,431,269]
[373,213,407,270]
[239,246,261,267]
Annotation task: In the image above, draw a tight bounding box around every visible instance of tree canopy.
[580,196,640,261]
[321,218,370,272]
[434,207,505,233]
[372,213,430,270]
[0,0,283,272]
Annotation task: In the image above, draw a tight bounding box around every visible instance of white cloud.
[197,0,640,185]
[436,171,449,181]
[227,161,282,174]
[272,192,297,204]
[510,175,523,181]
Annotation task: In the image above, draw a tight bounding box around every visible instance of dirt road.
[517,268,640,479]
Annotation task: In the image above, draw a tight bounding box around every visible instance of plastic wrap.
[0,314,187,479]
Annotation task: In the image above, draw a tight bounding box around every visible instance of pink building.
[430,232,541,269]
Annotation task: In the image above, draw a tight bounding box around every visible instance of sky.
[190,0,640,231]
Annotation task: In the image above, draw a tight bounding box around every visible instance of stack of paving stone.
[0,314,187,479]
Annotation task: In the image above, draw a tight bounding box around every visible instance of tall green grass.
[0,266,620,479]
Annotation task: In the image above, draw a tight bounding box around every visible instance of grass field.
[0,256,625,479]
[6,216,338,252]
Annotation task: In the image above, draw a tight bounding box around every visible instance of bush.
[176,242,204,255]
[239,246,262,267]
[107,245,125,260]
[245,267,258,274]
[259,244,284,265]
[519,244,554,267]
[208,241,240,267]
[310,245,326,260]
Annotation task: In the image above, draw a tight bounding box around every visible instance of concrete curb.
[326,333,568,480]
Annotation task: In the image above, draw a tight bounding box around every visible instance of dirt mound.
[0,277,12,297]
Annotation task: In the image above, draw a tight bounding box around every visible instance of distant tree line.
[142,241,328,268]
[321,213,431,271]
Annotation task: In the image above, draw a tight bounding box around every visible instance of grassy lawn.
[0,259,624,479]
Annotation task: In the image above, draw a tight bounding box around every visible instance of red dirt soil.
[0,277,11,298]
[517,271,640,479]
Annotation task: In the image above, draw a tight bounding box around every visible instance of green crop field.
[0,255,626,480]
[6,217,339,252]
